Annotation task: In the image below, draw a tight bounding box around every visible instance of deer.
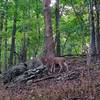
[40,56,68,73]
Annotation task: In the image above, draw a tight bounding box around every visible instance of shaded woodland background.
[0,0,100,70]
[0,0,100,100]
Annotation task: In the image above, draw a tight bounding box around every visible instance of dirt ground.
[0,56,100,100]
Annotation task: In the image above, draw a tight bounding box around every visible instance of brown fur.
[40,56,68,73]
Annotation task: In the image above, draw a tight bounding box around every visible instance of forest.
[0,0,100,100]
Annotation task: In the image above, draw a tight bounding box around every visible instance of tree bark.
[0,10,4,69]
[4,37,8,69]
[9,5,17,66]
[94,0,100,60]
[43,0,55,57]
[19,33,27,63]
[87,0,96,65]
[55,0,60,56]
[4,0,8,70]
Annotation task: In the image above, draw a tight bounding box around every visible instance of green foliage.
[0,0,90,67]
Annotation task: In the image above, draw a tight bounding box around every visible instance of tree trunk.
[9,8,17,66]
[43,0,55,57]
[94,0,100,60]
[4,0,8,70]
[55,0,60,56]
[0,10,4,69]
[19,33,27,63]
[36,0,41,39]
[14,46,17,65]
[87,0,96,65]
[4,37,8,70]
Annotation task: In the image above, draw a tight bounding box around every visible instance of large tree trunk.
[9,8,17,66]
[94,0,100,60]
[43,0,55,57]
[87,0,96,65]
[55,0,60,56]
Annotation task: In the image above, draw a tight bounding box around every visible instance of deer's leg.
[51,63,54,73]
[63,62,68,71]
[53,64,56,73]
[58,63,63,73]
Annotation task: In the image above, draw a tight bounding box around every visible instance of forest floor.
[0,56,100,100]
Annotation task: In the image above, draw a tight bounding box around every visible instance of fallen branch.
[32,71,80,83]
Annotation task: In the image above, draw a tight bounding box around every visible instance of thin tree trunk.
[43,0,55,57]
[4,0,8,70]
[87,0,96,65]
[0,10,4,69]
[55,0,61,56]
[19,33,27,63]
[94,0,100,60]
[4,37,8,69]
[0,35,2,69]
[14,46,17,65]
[9,8,17,66]
[36,0,41,39]
[4,18,8,69]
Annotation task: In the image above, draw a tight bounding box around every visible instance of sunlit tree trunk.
[43,0,55,57]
